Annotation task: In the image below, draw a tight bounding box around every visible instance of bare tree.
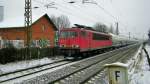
[58,15,70,29]
[93,22,108,33]
[50,15,71,30]
[50,15,59,29]
[109,25,114,34]
[50,15,57,25]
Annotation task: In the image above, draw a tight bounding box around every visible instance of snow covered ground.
[0,56,63,75]
[131,45,150,84]
[0,45,150,84]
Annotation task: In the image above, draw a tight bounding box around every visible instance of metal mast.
[116,22,119,35]
[25,0,32,57]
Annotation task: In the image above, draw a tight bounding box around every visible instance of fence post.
[143,42,150,67]
[104,62,128,84]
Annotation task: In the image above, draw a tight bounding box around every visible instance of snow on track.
[0,56,63,75]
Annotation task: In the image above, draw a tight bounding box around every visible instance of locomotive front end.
[59,29,80,57]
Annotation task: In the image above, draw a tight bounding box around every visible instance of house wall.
[32,16,55,47]
[0,28,25,40]
[0,16,56,47]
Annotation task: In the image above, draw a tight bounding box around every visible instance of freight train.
[59,24,137,59]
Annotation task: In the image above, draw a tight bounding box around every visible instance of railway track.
[52,44,140,84]
[0,59,71,83]
[0,43,141,84]
[83,44,140,84]
[12,43,140,84]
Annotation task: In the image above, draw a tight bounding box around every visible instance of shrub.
[0,47,60,64]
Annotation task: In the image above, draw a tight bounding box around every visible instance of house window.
[16,37,20,40]
[42,24,46,32]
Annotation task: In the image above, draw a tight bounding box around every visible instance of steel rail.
[82,44,140,84]
[0,59,64,77]
[1,44,139,84]
[0,59,71,83]
[54,44,139,84]
[16,44,139,84]
[49,44,139,84]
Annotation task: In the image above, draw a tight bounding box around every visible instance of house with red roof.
[0,14,57,48]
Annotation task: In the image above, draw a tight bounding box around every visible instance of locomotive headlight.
[75,45,79,48]
[59,45,62,47]
[72,45,79,48]
[60,45,65,47]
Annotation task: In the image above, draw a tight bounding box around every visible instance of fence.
[0,47,60,64]
[0,39,52,49]
[0,40,24,49]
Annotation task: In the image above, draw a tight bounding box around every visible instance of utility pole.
[116,22,119,35]
[25,0,32,58]
[129,32,130,40]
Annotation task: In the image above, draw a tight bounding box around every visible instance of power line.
[33,0,131,32]
[34,0,111,24]
[90,0,133,34]
[63,0,110,22]
[64,0,115,24]
[64,0,113,25]
[82,0,129,28]
[55,0,113,25]
[55,0,105,23]
[33,0,98,23]
[55,1,97,22]
[92,0,117,20]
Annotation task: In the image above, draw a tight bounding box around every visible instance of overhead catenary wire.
[63,0,118,26]
[79,0,131,32]
[108,0,135,34]
[64,0,115,25]
[33,0,116,25]
[33,0,131,33]
[86,0,118,20]
[33,0,98,24]
[33,0,115,25]
[63,0,113,25]
[55,1,98,23]
[82,0,129,32]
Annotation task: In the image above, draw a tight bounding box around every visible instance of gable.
[0,14,57,31]
[32,14,57,31]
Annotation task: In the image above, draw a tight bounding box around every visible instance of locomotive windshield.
[60,31,77,38]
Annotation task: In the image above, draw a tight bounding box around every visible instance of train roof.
[61,27,111,36]
[109,33,137,41]
[60,24,111,36]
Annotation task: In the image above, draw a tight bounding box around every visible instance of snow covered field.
[131,45,150,84]
[0,56,63,75]
[0,45,150,84]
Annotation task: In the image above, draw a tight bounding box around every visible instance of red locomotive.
[59,24,113,59]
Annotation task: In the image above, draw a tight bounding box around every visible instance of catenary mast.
[25,0,32,58]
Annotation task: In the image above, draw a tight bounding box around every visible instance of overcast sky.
[1,0,150,39]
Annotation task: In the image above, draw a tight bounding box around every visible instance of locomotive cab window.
[60,31,78,38]
[92,33,109,40]
[70,31,78,37]
[81,31,87,37]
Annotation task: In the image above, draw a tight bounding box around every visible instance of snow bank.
[0,56,63,75]
[130,45,150,84]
